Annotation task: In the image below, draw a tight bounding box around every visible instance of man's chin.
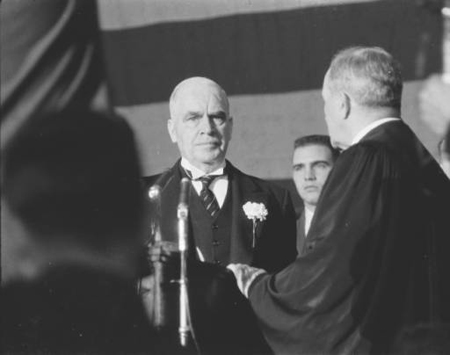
[194,151,224,164]
[301,194,319,207]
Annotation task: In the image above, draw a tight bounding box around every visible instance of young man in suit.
[292,134,338,254]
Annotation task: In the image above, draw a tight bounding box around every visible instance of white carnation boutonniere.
[243,202,268,248]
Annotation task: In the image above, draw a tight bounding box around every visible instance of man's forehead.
[293,144,334,162]
[171,82,229,116]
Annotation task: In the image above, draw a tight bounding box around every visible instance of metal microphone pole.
[148,184,166,328]
[177,177,191,347]
[443,0,450,83]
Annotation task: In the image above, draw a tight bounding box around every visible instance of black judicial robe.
[247,120,450,354]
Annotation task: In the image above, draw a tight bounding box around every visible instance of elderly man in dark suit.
[140,77,296,355]
[229,47,450,354]
[143,77,297,272]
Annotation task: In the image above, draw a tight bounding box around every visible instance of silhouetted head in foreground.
[2,109,145,283]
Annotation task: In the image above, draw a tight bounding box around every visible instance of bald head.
[167,77,233,173]
[169,77,229,119]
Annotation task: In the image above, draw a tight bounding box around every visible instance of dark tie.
[196,175,221,218]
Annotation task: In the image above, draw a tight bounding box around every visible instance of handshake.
[139,242,266,298]
[139,242,267,299]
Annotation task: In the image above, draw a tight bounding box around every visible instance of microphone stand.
[177,177,191,347]
[443,0,450,83]
[148,185,166,329]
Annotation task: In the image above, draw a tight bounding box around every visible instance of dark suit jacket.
[143,159,297,273]
[140,159,295,354]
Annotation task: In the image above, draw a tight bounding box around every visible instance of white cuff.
[243,269,266,298]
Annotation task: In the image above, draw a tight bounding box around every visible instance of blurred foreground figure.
[419,74,450,137]
[229,47,450,354]
[1,110,158,354]
[392,322,450,355]
[0,0,104,149]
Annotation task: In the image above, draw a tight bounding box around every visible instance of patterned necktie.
[197,175,221,218]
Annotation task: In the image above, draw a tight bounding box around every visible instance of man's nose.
[304,167,316,181]
[198,115,214,133]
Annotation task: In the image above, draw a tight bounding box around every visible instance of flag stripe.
[117,81,436,178]
[101,0,442,106]
[97,0,377,30]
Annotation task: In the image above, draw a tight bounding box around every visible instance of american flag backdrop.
[0,0,444,181]
[97,0,443,183]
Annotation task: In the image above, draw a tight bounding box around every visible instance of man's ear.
[341,93,351,119]
[228,116,233,141]
[167,118,177,143]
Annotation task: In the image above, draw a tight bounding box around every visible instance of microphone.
[177,177,190,251]
[148,169,174,200]
[147,169,174,243]
[144,170,175,329]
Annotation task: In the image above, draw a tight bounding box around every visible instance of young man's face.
[292,144,335,209]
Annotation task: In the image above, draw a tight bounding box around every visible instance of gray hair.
[327,46,403,110]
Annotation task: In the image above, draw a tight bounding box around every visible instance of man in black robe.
[228,46,450,354]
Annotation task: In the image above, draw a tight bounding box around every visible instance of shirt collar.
[180,158,226,179]
[304,206,314,220]
[351,117,401,146]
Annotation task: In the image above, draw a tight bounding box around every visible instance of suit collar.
[180,158,226,178]
[156,159,273,264]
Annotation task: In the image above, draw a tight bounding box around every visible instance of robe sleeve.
[247,142,421,354]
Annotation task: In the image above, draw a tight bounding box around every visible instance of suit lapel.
[296,211,306,255]
[228,163,269,264]
[160,161,271,263]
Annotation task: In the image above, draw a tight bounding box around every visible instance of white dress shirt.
[180,158,229,207]
[304,206,315,236]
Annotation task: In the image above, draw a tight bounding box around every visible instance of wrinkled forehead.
[170,82,229,118]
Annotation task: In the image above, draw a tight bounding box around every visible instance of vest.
[189,187,232,266]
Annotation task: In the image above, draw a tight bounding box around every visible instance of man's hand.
[146,241,178,264]
[227,263,267,298]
